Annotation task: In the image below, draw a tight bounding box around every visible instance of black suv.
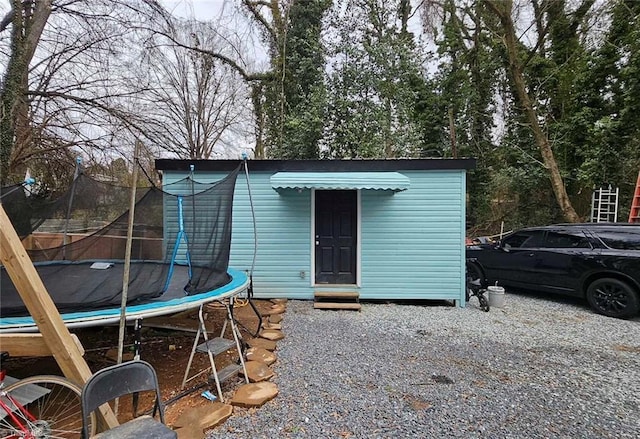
[466,223,640,318]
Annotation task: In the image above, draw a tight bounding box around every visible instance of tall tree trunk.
[485,0,580,222]
[0,0,52,183]
[251,84,265,159]
[399,0,411,35]
[448,107,457,158]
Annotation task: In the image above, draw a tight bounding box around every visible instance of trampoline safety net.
[0,165,239,317]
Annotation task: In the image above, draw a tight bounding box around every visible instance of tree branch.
[0,9,12,33]
[147,28,271,82]
[570,0,596,33]
[242,0,276,40]
[28,90,161,143]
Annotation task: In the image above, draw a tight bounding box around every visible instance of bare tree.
[142,20,251,159]
[170,0,289,158]
[136,5,273,158]
[0,0,168,186]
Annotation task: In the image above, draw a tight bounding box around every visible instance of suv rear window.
[502,230,545,249]
[545,231,591,249]
[594,230,640,250]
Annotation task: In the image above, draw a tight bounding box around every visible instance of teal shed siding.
[162,166,467,304]
[360,170,465,300]
[163,171,314,299]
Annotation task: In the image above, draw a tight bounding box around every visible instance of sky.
[160,0,230,20]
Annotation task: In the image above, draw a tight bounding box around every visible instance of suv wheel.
[586,278,640,318]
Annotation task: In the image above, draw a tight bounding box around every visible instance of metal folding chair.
[80,360,176,439]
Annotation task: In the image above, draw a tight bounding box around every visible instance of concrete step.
[313,302,362,311]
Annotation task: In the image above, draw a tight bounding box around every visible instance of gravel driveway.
[208,293,640,438]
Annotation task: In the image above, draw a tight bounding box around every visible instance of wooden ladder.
[180,298,248,402]
[629,171,640,223]
[314,291,361,311]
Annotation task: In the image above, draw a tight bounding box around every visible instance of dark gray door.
[315,190,357,284]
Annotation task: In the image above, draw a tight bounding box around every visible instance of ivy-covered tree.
[265,0,331,159]
[572,0,640,219]
[422,0,501,227]
[0,0,51,184]
[323,0,428,158]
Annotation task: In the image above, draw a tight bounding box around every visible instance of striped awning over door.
[270,172,410,191]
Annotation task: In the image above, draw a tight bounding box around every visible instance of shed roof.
[155,158,476,172]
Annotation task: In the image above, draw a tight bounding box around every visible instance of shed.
[155,159,475,306]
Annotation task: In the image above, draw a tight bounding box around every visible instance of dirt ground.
[3,298,275,430]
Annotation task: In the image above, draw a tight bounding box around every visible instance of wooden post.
[0,333,85,357]
[0,203,119,428]
[117,140,140,365]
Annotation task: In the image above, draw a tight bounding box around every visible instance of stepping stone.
[173,402,233,432]
[230,382,278,408]
[247,337,277,351]
[243,360,275,382]
[259,329,284,341]
[261,304,286,316]
[261,321,282,330]
[246,347,277,366]
[175,424,203,439]
[269,313,283,324]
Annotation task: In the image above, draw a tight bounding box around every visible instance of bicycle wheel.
[0,375,96,439]
[478,291,491,312]
[465,261,484,302]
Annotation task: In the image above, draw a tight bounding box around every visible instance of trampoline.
[0,265,248,333]
[0,163,251,334]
